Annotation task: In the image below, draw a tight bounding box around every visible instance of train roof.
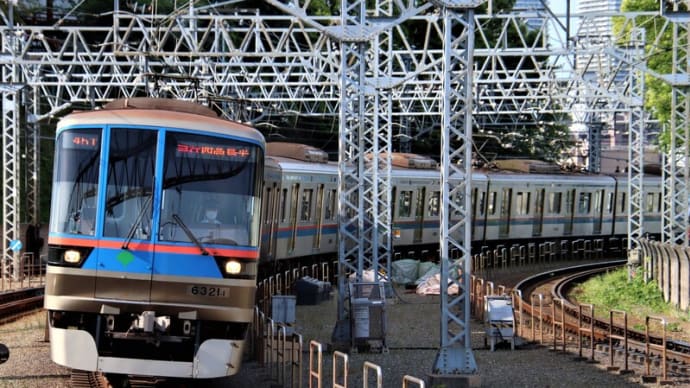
[265,142,337,174]
[267,156,338,174]
[266,142,329,163]
[491,159,561,174]
[486,171,615,184]
[367,153,438,169]
[57,98,265,146]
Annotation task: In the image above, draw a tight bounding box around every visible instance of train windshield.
[50,129,102,236]
[158,131,263,247]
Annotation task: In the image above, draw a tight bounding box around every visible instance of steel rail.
[0,287,44,324]
[513,263,690,373]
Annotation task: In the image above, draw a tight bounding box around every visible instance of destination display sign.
[176,142,252,160]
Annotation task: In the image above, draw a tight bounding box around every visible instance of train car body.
[480,173,618,242]
[257,145,663,266]
[388,154,445,250]
[44,98,265,379]
[261,143,338,265]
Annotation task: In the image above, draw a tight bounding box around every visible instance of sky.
[549,0,578,16]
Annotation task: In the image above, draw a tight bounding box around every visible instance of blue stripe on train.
[259,214,661,243]
[81,247,223,277]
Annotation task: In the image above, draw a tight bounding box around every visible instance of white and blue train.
[45,98,264,379]
[262,143,662,265]
[44,98,662,381]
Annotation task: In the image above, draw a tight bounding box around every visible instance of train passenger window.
[280,188,288,222]
[454,193,465,216]
[658,193,662,212]
[315,185,324,221]
[428,191,440,217]
[516,192,530,215]
[487,191,497,215]
[594,190,603,213]
[478,191,486,216]
[515,192,523,215]
[398,190,412,217]
[324,189,337,220]
[548,192,561,214]
[565,190,575,214]
[619,192,626,213]
[263,188,272,225]
[301,189,313,221]
[578,192,592,214]
[415,187,426,219]
[290,184,300,222]
[471,189,477,217]
[606,192,614,214]
[645,193,654,213]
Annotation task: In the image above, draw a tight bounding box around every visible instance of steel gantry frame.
[1,4,23,280]
[0,0,683,377]
[660,2,690,247]
[433,1,480,378]
[627,27,646,254]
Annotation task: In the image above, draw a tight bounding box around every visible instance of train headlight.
[225,260,242,275]
[393,228,401,239]
[214,257,256,278]
[63,250,82,264]
[48,246,92,267]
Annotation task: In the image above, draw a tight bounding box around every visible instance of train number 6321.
[187,285,229,297]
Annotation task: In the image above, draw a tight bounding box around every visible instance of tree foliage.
[15,0,571,161]
[616,0,673,149]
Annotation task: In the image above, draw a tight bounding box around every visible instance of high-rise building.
[575,1,645,155]
[513,0,549,31]
[575,0,623,79]
[577,0,622,38]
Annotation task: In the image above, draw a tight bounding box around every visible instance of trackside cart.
[348,282,388,352]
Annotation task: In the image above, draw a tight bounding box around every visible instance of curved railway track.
[513,262,690,381]
[6,261,690,386]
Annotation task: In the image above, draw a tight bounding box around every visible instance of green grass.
[572,268,675,318]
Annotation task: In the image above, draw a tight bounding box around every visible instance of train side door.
[593,189,604,234]
[263,182,279,260]
[313,184,325,251]
[299,186,314,255]
[605,190,615,235]
[532,188,544,236]
[288,183,300,254]
[564,189,575,235]
[413,187,426,243]
[498,187,512,238]
[471,188,481,239]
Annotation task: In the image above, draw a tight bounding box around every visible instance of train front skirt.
[48,324,244,378]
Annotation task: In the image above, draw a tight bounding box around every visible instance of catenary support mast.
[431,1,482,383]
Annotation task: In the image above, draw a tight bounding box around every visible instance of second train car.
[261,142,662,266]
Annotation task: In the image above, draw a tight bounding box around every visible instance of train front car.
[44,99,264,379]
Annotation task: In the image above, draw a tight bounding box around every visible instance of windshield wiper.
[122,195,152,250]
[172,214,210,256]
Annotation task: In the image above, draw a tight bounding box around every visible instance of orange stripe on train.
[48,236,259,259]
